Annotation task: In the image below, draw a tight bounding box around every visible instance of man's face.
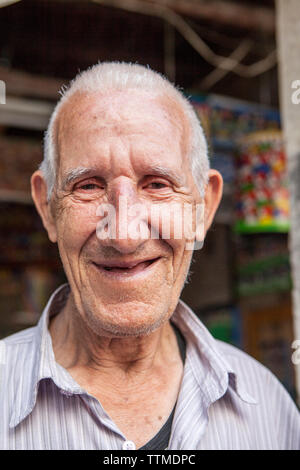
[47,89,203,336]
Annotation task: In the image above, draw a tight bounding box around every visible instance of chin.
[84,302,169,338]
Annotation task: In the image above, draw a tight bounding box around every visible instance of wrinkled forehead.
[55,88,191,158]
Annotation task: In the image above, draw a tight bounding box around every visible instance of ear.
[203,169,223,235]
[31,170,58,243]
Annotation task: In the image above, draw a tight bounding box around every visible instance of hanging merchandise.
[235,130,290,233]
[235,234,291,297]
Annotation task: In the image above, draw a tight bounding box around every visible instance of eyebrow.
[145,165,186,187]
[60,164,186,190]
[61,167,98,190]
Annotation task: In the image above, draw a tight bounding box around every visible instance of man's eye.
[78,183,100,191]
[147,182,168,189]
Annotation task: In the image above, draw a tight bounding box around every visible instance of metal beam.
[52,0,275,34]
[0,66,66,101]
[276,0,300,405]
[144,0,275,35]
[0,96,54,130]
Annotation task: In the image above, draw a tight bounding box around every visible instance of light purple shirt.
[0,284,299,450]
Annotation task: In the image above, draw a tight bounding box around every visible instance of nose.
[96,177,150,254]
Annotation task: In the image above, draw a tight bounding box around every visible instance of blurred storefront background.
[0,0,298,401]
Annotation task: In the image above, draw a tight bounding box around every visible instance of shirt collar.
[9,284,84,428]
[9,285,257,428]
[172,300,258,406]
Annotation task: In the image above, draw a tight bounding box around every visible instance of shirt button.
[122,440,136,450]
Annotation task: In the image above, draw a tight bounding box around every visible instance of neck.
[49,294,179,381]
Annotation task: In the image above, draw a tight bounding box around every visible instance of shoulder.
[215,341,300,449]
[215,339,299,414]
[215,338,288,388]
[0,326,38,365]
[1,325,37,346]
[215,339,272,376]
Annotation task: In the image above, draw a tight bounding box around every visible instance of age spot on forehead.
[55,89,192,181]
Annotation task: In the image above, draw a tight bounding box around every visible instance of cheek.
[56,202,99,253]
[149,203,194,251]
[167,237,190,276]
[150,204,194,280]
[150,205,189,278]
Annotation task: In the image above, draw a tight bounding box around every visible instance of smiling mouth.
[93,257,161,276]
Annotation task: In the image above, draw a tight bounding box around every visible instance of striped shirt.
[0,284,299,450]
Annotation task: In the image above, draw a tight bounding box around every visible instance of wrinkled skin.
[33,89,222,338]
[31,88,222,447]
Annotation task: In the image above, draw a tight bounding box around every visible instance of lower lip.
[92,258,161,281]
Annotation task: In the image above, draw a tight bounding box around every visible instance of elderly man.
[0,62,299,450]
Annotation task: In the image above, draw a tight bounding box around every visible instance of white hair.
[41,61,210,200]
